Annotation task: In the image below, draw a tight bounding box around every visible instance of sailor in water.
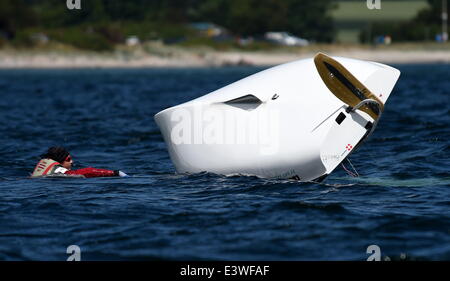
[31,146,128,178]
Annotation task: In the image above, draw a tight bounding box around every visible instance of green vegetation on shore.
[332,0,429,43]
[1,0,334,51]
[0,0,447,52]
[360,0,447,43]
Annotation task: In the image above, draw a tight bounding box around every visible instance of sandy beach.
[1,43,449,68]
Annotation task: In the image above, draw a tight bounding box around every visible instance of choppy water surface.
[0,64,448,260]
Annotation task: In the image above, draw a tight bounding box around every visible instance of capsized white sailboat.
[155,53,400,181]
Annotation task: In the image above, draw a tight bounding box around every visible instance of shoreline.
[1,46,449,68]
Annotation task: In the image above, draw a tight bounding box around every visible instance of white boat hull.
[155,55,400,181]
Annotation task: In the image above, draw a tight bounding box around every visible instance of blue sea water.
[0,64,448,261]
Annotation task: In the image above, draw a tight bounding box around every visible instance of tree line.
[0,0,446,50]
[0,0,335,49]
[360,0,447,43]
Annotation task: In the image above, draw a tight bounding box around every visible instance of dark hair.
[41,146,70,164]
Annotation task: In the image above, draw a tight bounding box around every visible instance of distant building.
[189,23,228,38]
[374,35,392,45]
[264,32,309,46]
[126,36,140,46]
[237,36,254,46]
[30,33,49,44]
